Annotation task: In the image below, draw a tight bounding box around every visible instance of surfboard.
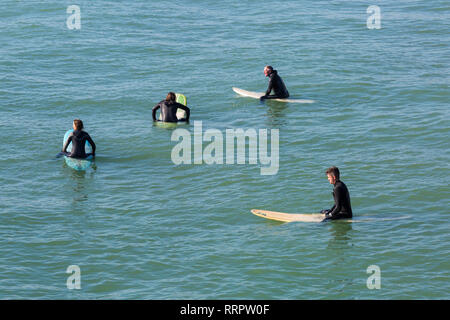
[251,209,325,222]
[232,87,315,104]
[157,93,189,122]
[62,129,93,171]
[251,209,411,223]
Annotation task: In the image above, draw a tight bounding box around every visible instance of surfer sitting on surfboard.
[62,119,96,159]
[320,166,353,220]
[260,66,289,101]
[152,92,190,123]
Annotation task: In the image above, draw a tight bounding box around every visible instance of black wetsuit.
[152,100,190,123]
[262,70,289,99]
[62,130,96,159]
[324,180,353,220]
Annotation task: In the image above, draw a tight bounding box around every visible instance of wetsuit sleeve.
[152,103,161,121]
[86,134,96,155]
[327,186,343,220]
[62,134,72,152]
[177,103,190,121]
[265,76,273,96]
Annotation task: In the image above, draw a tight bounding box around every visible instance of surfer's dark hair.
[73,119,84,130]
[265,65,273,71]
[326,166,340,180]
[166,92,176,102]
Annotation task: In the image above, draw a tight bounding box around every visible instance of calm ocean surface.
[0,0,449,299]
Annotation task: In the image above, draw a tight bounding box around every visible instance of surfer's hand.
[260,95,267,101]
[320,209,330,214]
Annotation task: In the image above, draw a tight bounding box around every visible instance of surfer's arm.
[320,207,334,214]
[152,103,161,121]
[62,135,72,152]
[178,104,190,121]
[326,188,343,219]
[86,134,96,156]
[265,77,273,96]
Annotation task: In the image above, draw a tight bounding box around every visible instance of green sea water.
[0,0,449,299]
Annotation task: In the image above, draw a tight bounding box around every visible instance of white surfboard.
[233,87,315,104]
[251,209,411,223]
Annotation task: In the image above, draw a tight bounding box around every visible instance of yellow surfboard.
[251,209,411,223]
[251,209,324,223]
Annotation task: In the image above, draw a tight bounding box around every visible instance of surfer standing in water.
[260,65,289,101]
[321,166,353,220]
[62,119,96,159]
[152,92,190,123]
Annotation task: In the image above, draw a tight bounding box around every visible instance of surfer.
[260,66,289,101]
[321,166,353,220]
[62,119,96,159]
[152,92,190,123]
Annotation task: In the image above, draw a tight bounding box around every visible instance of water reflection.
[326,221,353,250]
[264,101,289,127]
[60,159,97,206]
[324,222,356,295]
[57,157,98,240]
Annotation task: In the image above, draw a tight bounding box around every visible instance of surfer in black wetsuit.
[260,65,289,100]
[321,166,353,220]
[62,119,96,159]
[152,92,190,123]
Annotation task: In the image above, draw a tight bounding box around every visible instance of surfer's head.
[166,92,176,102]
[326,166,340,184]
[73,119,84,131]
[264,65,273,77]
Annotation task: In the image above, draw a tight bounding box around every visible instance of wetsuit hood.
[268,69,278,77]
